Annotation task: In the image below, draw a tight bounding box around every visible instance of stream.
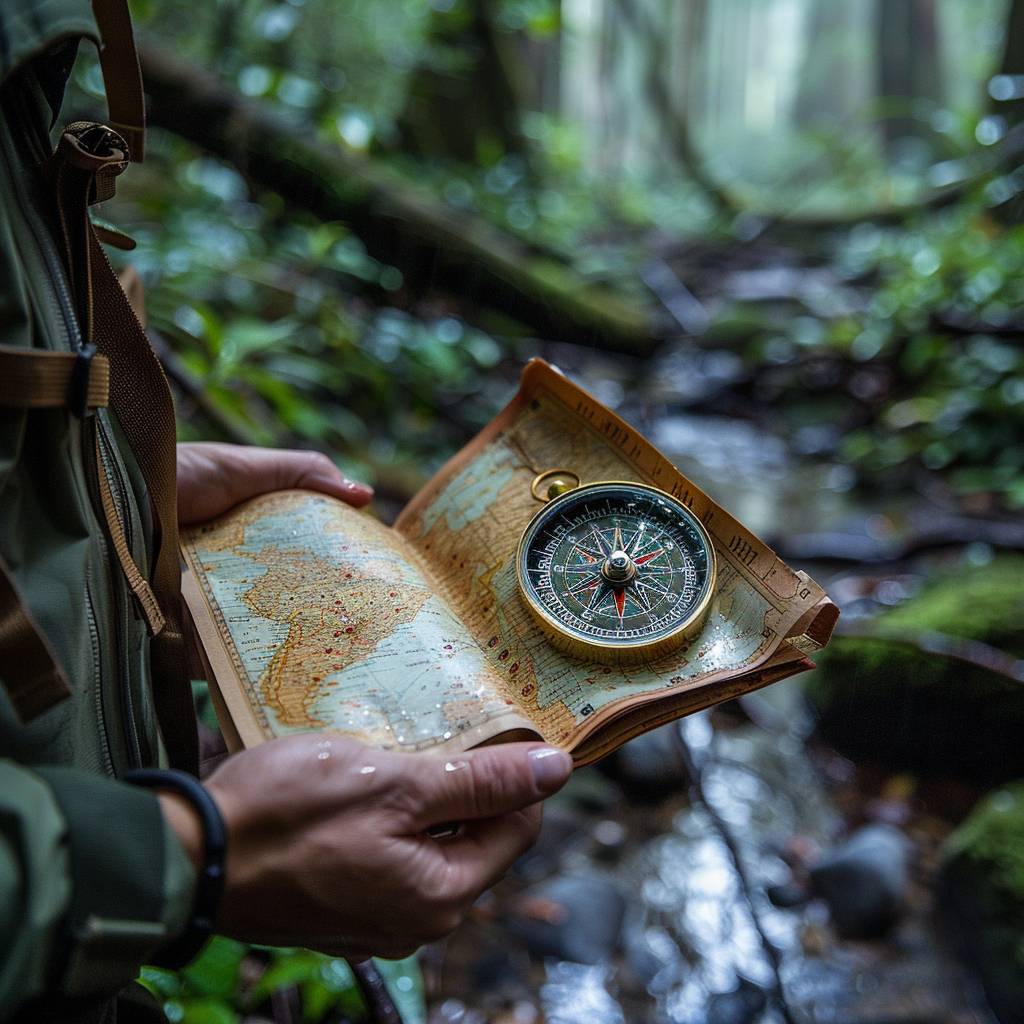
[424,350,998,1024]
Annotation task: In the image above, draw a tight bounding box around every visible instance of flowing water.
[426,349,996,1023]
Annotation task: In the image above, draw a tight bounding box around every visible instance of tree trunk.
[795,2,858,127]
[609,0,739,216]
[138,40,656,354]
[994,0,1024,125]
[394,0,530,164]
[875,0,943,155]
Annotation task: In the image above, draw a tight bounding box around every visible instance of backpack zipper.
[95,423,148,768]
[85,562,116,777]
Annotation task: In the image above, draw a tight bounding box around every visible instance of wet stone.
[766,880,810,909]
[598,723,690,803]
[705,977,769,1024]
[809,825,911,939]
[511,804,589,882]
[506,874,628,965]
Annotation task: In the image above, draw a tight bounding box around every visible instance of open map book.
[182,359,838,766]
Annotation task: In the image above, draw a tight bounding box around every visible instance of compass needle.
[634,548,665,566]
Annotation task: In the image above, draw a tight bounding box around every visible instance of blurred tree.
[139,41,655,354]
[875,0,944,156]
[395,0,530,165]
[795,3,861,128]
[995,0,1024,124]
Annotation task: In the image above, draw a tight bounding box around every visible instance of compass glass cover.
[517,482,715,652]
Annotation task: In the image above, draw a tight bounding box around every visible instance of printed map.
[183,492,522,749]
[184,361,834,755]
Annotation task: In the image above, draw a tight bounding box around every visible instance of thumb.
[409,743,572,827]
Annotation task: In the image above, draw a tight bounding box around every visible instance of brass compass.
[515,475,717,663]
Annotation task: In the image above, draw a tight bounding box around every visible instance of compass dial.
[516,482,717,662]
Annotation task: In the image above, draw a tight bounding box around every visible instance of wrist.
[159,790,204,871]
[127,769,228,966]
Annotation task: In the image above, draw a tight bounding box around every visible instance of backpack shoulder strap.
[91,0,146,162]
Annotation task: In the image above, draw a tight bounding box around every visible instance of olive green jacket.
[0,4,196,1020]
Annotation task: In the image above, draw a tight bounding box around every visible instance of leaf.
[251,950,325,1003]
[180,937,247,999]
[179,996,240,1024]
[137,966,182,999]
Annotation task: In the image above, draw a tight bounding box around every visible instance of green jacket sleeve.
[0,761,196,1020]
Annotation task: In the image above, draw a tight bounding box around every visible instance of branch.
[138,40,657,355]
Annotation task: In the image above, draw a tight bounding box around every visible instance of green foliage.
[834,204,1024,503]
[943,784,1024,971]
[99,130,515,488]
[139,938,425,1024]
[878,554,1024,655]
[944,784,1024,905]
[805,555,1024,782]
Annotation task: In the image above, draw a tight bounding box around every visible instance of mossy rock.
[940,783,1024,1024]
[806,556,1024,783]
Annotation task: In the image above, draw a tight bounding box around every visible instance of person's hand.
[174,734,572,960]
[176,442,373,526]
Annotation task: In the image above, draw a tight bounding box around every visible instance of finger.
[177,443,373,524]
[271,449,373,508]
[441,806,542,899]
[403,743,571,828]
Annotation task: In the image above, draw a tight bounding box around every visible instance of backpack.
[0,0,197,774]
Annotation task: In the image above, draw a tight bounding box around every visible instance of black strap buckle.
[70,344,98,419]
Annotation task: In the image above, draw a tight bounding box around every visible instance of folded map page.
[182,359,838,764]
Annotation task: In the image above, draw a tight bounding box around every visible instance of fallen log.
[138,40,658,355]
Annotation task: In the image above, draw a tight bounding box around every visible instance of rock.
[597,723,689,802]
[505,874,627,964]
[618,917,672,992]
[706,977,769,1024]
[940,783,1024,1024]
[557,765,622,814]
[766,880,809,909]
[511,804,588,882]
[806,556,1024,784]
[809,825,911,939]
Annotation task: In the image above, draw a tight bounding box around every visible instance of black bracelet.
[126,768,227,967]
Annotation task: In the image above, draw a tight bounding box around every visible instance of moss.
[944,783,1024,905]
[941,784,1024,1019]
[881,556,1024,657]
[806,556,1024,782]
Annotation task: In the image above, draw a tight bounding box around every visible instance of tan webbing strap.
[88,228,199,771]
[0,556,73,722]
[95,434,166,636]
[90,0,146,162]
[0,345,110,410]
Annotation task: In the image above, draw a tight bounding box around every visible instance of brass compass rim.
[515,480,718,663]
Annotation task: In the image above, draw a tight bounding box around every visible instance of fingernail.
[528,747,572,792]
[344,479,373,494]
